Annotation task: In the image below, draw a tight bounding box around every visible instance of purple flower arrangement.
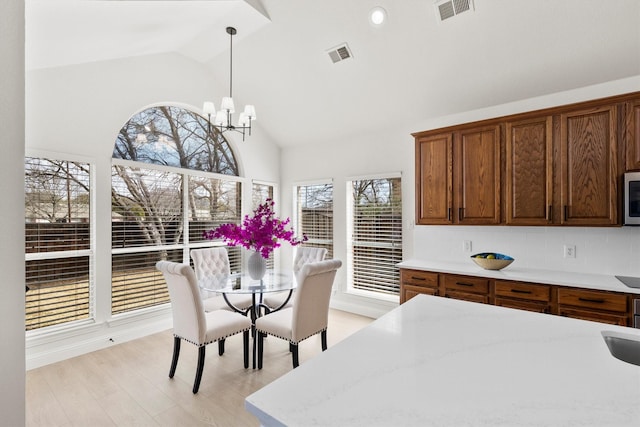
[203,199,306,259]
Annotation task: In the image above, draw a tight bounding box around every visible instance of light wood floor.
[26,309,373,427]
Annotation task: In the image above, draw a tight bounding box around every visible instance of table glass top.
[199,270,296,294]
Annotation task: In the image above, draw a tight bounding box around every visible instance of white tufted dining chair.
[190,247,253,313]
[263,246,327,311]
[156,261,251,393]
[256,259,341,369]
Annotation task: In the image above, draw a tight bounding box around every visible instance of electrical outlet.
[563,245,576,258]
[463,240,472,253]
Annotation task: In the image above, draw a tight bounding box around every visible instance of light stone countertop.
[245,295,640,427]
[398,259,640,294]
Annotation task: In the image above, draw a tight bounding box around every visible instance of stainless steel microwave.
[624,171,640,225]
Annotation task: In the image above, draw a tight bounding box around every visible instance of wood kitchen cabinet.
[441,274,490,304]
[414,92,640,227]
[505,116,554,225]
[625,99,640,171]
[557,287,630,326]
[559,104,619,225]
[455,125,501,224]
[494,280,552,313]
[399,268,634,327]
[400,269,439,303]
[415,134,452,224]
[415,125,501,225]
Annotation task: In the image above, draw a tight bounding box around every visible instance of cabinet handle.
[547,205,553,221]
[455,281,474,287]
[510,289,532,294]
[459,207,464,221]
[447,207,452,221]
[564,205,568,221]
[578,297,605,304]
[411,276,426,281]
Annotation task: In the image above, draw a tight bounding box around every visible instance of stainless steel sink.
[602,331,640,367]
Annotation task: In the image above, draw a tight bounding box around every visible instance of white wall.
[281,76,640,318]
[280,126,415,317]
[25,53,282,368]
[0,0,25,424]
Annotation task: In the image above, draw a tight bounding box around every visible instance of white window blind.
[25,157,93,330]
[349,177,402,296]
[295,183,333,259]
[111,165,245,314]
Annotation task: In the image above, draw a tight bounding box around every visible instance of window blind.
[24,157,93,330]
[111,165,245,314]
[295,183,333,259]
[350,177,402,295]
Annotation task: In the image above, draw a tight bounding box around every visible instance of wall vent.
[326,43,353,64]
[435,0,474,22]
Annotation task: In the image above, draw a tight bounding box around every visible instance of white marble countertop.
[245,295,640,426]
[398,259,640,294]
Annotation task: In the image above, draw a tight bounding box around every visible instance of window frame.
[24,152,96,333]
[111,158,245,315]
[293,180,334,259]
[346,172,402,302]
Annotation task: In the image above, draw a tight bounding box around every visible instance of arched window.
[113,105,239,175]
[111,106,242,315]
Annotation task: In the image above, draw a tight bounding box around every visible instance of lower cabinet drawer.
[403,285,438,302]
[401,270,439,288]
[445,290,490,304]
[495,297,549,314]
[495,280,551,302]
[558,307,628,326]
[443,274,489,295]
[557,288,628,313]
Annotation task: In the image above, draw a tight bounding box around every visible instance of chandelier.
[202,27,256,141]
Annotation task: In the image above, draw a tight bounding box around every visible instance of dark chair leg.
[243,330,250,369]
[193,346,206,394]
[169,337,181,378]
[291,343,299,369]
[321,330,327,351]
[257,332,264,370]
[289,342,294,353]
[218,338,225,356]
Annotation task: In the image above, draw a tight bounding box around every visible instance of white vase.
[247,250,267,280]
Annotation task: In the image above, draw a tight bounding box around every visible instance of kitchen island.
[245,295,640,426]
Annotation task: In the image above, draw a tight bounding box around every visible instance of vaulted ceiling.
[26,0,640,148]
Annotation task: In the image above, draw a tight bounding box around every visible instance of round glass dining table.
[199,270,297,368]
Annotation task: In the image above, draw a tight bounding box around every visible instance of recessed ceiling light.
[369,7,387,27]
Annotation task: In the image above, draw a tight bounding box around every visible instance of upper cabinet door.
[560,105,618,225]
[455,125,501,225]
[415,134,453,224]
[626,100,640,172]
[505,116,553,225]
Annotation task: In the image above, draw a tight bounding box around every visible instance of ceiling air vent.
[435,0,474,22]
[326,43,353,64]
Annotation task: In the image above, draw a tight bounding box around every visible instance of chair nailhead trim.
[174,326,251,347]
[255,327,327,345]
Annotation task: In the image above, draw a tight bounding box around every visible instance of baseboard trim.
[26,314,172,370]
[330,293,397,319]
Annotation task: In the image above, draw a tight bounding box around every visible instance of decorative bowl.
[471,252,514,270]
